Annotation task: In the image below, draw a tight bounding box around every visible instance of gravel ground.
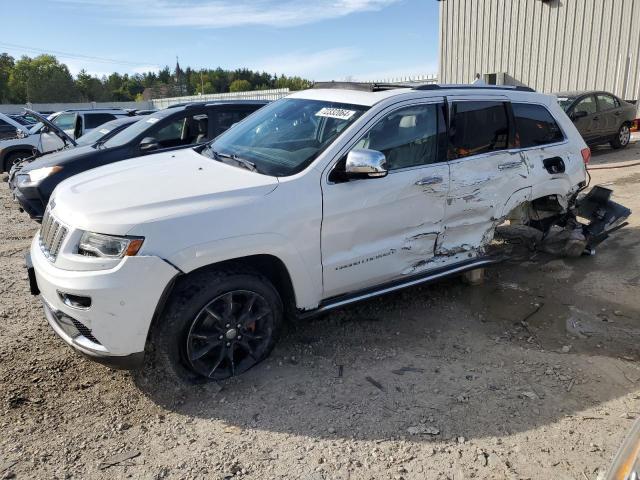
[1,140,639,480]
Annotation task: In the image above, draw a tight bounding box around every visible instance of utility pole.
[200,70,205,95]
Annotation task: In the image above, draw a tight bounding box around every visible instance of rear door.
[209,107,257,139]
[442,97,530,256]
[570,94,599,143]
[595,93,622,138]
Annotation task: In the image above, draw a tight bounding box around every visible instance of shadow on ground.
[134,224,640,444]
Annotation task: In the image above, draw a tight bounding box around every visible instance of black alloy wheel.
[185,290,274,380]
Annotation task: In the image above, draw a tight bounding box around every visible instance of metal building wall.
[438,0,640,101]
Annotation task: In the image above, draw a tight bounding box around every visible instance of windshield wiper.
[210,149,257,172]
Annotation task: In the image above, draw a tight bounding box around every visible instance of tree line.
[0,53,311,104]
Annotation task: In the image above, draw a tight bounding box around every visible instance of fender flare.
[166,233,322,310]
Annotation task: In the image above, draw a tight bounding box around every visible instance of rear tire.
[147,266,283,384]
[610,123,631,149]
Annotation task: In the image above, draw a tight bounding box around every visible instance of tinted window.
[513,103,564,148]
[596,94,617,111]
[448,101,509,159]
[52,113,76,130]
[84,113,117,129]
[356,104,438,170]
[212,110,250,138]
[147,113,209,149]
[573,96,597,115]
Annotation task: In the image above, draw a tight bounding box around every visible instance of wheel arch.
[148,253,300,339]
[1,144,38,172]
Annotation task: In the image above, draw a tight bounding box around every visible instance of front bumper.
[9,180,45,220]
[41,296,144,369]
[28,236,179,366]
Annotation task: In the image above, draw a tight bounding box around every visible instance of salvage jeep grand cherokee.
[26,83,630,382]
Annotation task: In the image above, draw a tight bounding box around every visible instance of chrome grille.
[39,208,68,262]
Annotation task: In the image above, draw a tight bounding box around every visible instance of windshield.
[75,121,122,146]
[556,97,576,112]
[103,112,167,148]
[204,98,369,176]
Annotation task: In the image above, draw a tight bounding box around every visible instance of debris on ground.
[98,450,140,470]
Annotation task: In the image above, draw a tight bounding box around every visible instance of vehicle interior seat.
[195,116,209,143]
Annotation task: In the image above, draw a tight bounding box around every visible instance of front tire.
[611,123,631,149]
[4,151,31,173]
[148,267,283,383]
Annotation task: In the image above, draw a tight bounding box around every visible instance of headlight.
[78,232,144,258]
[27,165,63,183]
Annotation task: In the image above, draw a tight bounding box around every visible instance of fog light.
[57,291,91,310]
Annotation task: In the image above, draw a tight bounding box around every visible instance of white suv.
[26,84,630,381]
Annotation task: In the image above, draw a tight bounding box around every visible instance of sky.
[1,0,440,81]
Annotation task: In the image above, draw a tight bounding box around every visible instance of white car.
[0,109,128,172]
[26,84,630,382]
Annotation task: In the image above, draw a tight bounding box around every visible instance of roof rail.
[413,84,536,93]
[312,81,413,92]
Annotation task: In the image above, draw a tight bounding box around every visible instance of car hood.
[20,145,95,171]
[51,148,279,235]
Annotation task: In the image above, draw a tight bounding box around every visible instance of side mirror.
[345,148,388,179]
[41,125,50,133]
[139,137,160,152]
[571,110,588,121]
[16,128,27,139]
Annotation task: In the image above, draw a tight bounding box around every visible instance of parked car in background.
[555,90,637,148]
[9,112,42,127]
[10,101,267,220]
[0,110,77,173]
[0,113,30,141]
[47,108,130,140]
[25,84,629,381]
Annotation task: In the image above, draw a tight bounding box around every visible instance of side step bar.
[299,257,500,319]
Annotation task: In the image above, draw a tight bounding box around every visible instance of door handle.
[593,116,600,121]
[415,176,443,186]
[498,161,522,170]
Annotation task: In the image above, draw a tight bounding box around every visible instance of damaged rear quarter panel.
[440,150,531,256]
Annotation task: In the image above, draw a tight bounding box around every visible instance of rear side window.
[84,113,117,129]
[212,110,250,138]
[512,103,564,148]
[596,94,617,111]
[448,101,509,159]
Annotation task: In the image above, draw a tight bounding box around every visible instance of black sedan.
[555,90,637,149]
[10,100,268,220]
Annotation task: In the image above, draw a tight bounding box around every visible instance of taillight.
[581,147,591,165]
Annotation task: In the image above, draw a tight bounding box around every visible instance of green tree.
[9,55,78,103]
[0,53,14,103]
[229,79,252,92]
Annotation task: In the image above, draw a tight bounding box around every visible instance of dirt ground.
[1,139,639,480]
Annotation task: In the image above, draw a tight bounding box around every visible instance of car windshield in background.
[75,123,117,146]
[556,97,575,112]
[102,112,168,148]
[204,98,369,176]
